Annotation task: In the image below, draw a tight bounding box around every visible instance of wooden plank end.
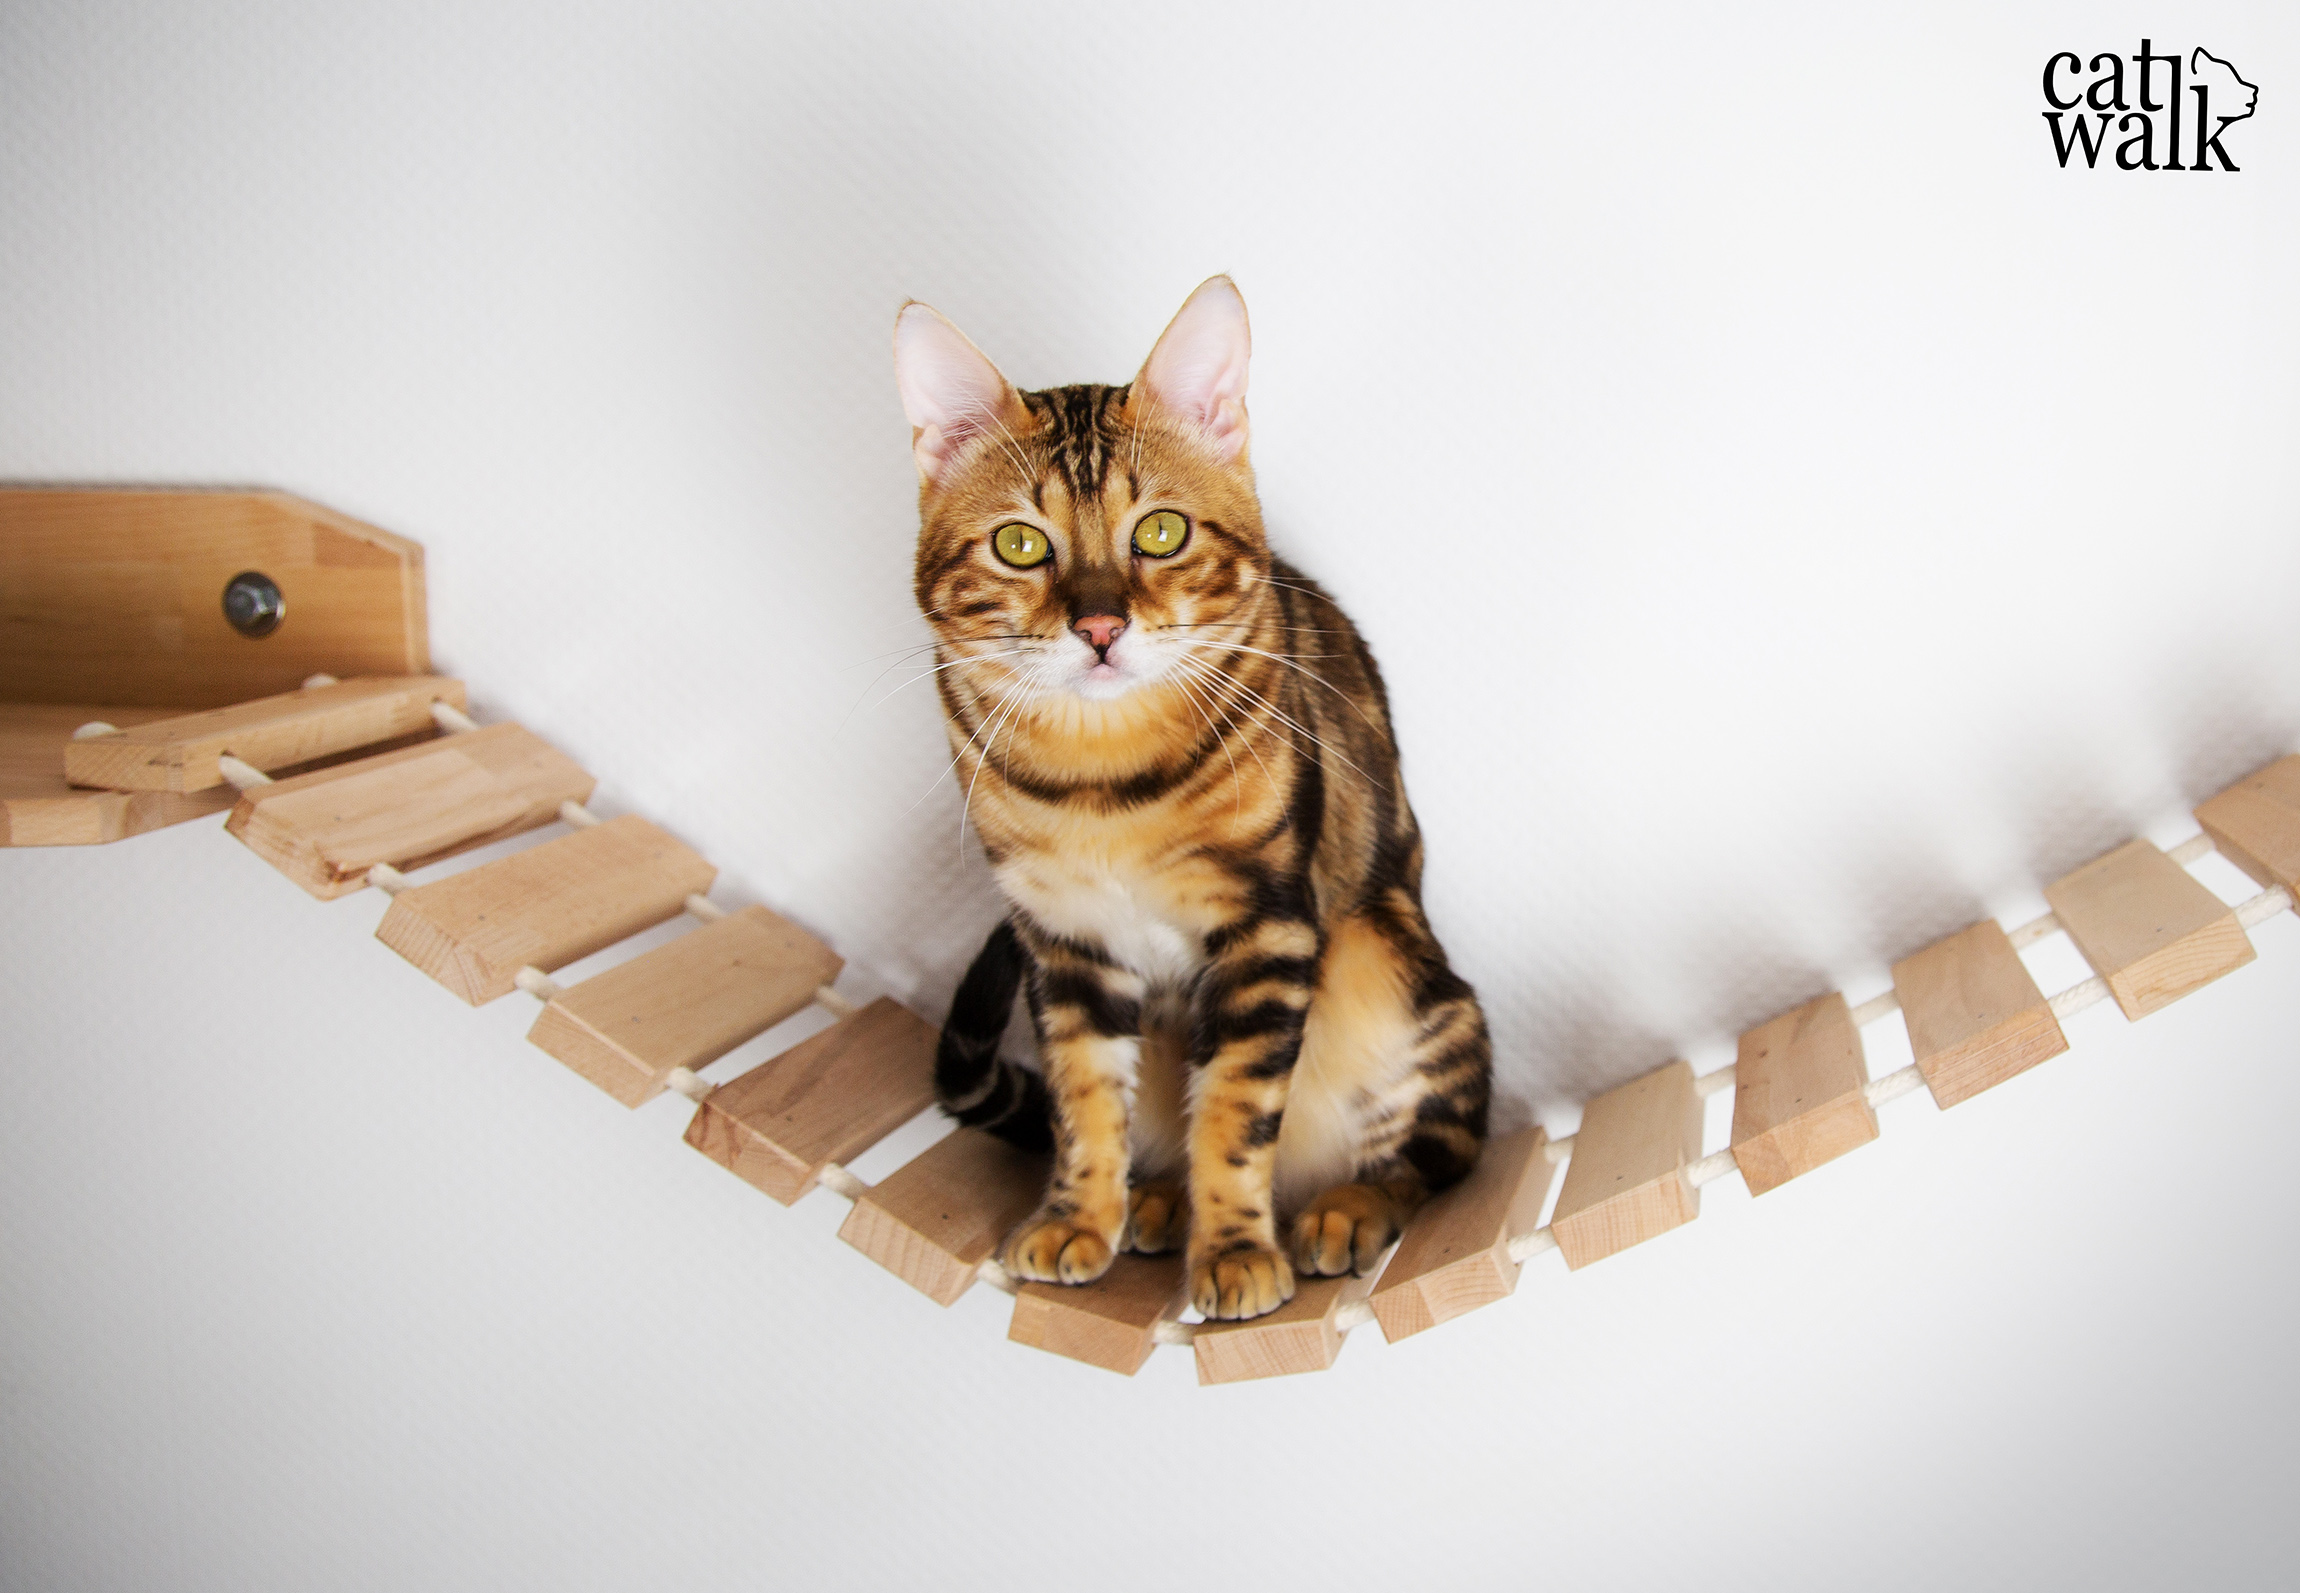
[683,1092,816,1205]
[1917,1007,2069,1109]
[2108,914,2256,1020]
[2195,754,2300,897]
[1008,1255,1184,1376]
[1192,1273,1364,1385]
[1554,1173,1698,1270]
[1367,1125,1551,1344]
[374,895,495,1005]
[526,1002,660,1107]
[1733,1093,1877,1196]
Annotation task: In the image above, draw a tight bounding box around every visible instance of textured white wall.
[5,3,2298,1589]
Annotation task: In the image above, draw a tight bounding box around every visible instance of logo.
[2043,40,2258,169]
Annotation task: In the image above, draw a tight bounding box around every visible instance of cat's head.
[895,277,1271,705]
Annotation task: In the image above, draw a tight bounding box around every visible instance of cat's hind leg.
[1290,1180,1412,1277]
[1125,1180,1188,1254]
[1283,909,1493,1278]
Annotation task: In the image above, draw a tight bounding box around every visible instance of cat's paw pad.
[1190,1243,1295,1321]
[1290,1184,1401,1277]
[1124,1181,1187,1254]
[1003,1214,1116,1285]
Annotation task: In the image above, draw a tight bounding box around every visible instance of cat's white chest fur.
[996,855,1203,989]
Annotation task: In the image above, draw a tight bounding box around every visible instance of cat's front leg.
[1184,915,1322,1320]
[1000,942,1143,1286]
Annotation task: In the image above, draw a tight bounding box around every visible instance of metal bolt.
[222,570,284,638]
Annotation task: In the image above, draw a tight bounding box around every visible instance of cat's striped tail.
[935,920,1054,1153]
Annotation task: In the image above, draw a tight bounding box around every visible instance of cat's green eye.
[1133,510,1189,558]
[992,522,1052,568]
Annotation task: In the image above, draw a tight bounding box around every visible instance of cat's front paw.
[1124,1180,1187,1254]
[1004,1213,1117,1285]
[1290,1183,1402,1277]
[1190,1242,1295,1321]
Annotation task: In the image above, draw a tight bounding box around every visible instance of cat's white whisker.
[906,662,1037,817]
[844,646,1040,729]
[1167,663,1248,829]
[1176,636,1386,732]
[1173,647,1383,790]
[1174,658,1299,793]
[958,654,1054,861]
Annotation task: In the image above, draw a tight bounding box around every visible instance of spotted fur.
[896,278,1491,1321]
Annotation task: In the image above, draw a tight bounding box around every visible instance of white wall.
[5,3,2298,1588]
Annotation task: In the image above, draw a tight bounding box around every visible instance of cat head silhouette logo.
[2191,47,2258,127]
[2042,39,2259,170]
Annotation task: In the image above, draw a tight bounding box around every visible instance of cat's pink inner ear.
[894,302,1020,482]
[1136,276,1251,461]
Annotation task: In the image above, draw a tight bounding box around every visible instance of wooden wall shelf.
[1,487,431,847]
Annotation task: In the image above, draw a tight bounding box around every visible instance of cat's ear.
[1130,275,1251,462]
[893,301,1028,485]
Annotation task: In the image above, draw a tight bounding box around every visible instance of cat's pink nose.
[1073,614,1126,658]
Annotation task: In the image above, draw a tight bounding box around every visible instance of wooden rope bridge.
[7,488,2297,1385]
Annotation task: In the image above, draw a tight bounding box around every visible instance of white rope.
[1687,1148,1741,1188]
[2007,912,2061,950]
[2239,885,2293,928]
[1693,1063,1736,1098]
[2048,975,2112,1021]
[513,966,563,1001]
[1847,990,1900,1026]
[660,1066,712,1103]
[683,893,725,922]
[976,1257,1018,1295]
[366,862,408,895]
[301,673,339,690]
[1333,1300,1376,1333]
[2168,831,2214,865]
[216,754,273,791]
[1862,1063,1928,1110]
[816,1163,870,1201]
[429,701,480,735]
[558,800,600,828]
[1153,1319,1198,1345]
[70,721,117,740]
[1505,1225,1560,1264]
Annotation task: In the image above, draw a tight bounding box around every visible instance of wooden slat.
[2044,838,2255,1020]
[375,814,714,1004]
[225,722,594,897]
[1008,1254,1185,1377]
[529,905,842,1107]
[1192,1271,1376,1385]
[1893,920,2067,1108]
[837,1127,1048,1306]
[683,998,937,1205]
[1551,1059,1701,1269]
[1730,992,1876,1196]
[0,703,235,846]
[0,488,429,710]
[2196,754,2300,901]
[1369,1126,1555,1344]
[65,676,464,793]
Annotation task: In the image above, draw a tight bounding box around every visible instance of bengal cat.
[894,277,1491,1322]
